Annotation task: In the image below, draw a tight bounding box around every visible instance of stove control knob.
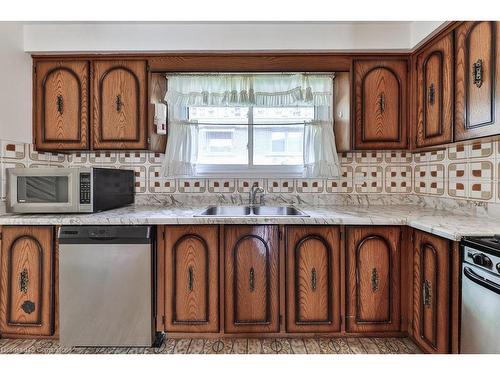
[472,253,493,268]
[496,263,500,274]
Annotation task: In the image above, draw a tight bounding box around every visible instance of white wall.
[0,23,32,143]
[409,21,447,49]
[23,22,442,53]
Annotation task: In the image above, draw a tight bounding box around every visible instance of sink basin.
[195,205,308,217]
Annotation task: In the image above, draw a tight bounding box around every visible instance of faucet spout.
[249,185,265,206]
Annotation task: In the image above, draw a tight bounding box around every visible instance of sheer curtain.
[162,73,340,178]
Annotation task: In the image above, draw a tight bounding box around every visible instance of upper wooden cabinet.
[224,225,279,334]
[415,33,454,148]
[346,226,401,333]
[455,21,500,141]
[163,225,219,333]
[92,60,148,150]
[0,226,54,337]
[353,59,408,149]
[412,229,450,354]
[285,226,341,333]
[34,60,90,151]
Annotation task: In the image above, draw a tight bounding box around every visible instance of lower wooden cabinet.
[285,226,341,333]
[346,226,401,333]
[0,226,55,337]
[163,225,219,333]
[412,229,450,354]
[224,225,280,333]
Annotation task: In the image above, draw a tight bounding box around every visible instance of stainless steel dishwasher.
[58,226,154,347]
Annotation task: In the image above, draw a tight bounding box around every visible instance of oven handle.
[464,266,500,296]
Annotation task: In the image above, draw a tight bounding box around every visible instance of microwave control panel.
[79,173,91,204]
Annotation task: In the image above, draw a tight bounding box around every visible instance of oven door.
[461,262,500,354]
[7,168,79,213]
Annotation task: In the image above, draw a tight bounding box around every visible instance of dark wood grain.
[0,226,54,337]
[353,60,408,149]
[164,226,219,333]
[455,21,500,141]
[34,60,89,151]
[224,226,279,333]
[92,60,148,150]
[346,226,401,333]
[285,226,341,333]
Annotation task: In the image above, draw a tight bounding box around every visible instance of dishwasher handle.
[464,266,500,296]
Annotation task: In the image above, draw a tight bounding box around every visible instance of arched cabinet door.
[164,226,219,333]
[415,32,453,148]
[285,226,341,333]
[0,226,54,337]
[34,60,90,151]
[92,60,147,150]
[455,21,500,141]
[353,60,408,150]
[346,226,401,333]
[412,230,450,354]
[224,226,279,333]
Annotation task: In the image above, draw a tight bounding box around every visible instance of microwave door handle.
[464,266,500,296]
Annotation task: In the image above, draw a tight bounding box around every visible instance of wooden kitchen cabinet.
[415,32,454,148]
[163,225,219,333]
[455,21,500,141]
[346,226,401,333]
[412,229,450,354]
[353,59,408,150]
[34,60,90,151]
[92,60,148,150]
[224,225,279,333]
[285,226,341,333]
[0,226,55,337]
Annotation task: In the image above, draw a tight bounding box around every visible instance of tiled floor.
[0,337,422,354]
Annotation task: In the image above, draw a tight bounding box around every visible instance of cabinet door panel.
[93,60,147,150]
[455,21,500,140]
[346,227,401,333]
[286,226,341,333]
[413,230,450,354]
[35,60,89,150]
[224,226,279,333]
[0,226,54,337]
[416,33,453,147]
[354,60,408,149]
[165,226,218,332]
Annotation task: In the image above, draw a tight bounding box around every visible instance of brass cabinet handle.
[428,84,435,106]
[249,267,255,292]
[311,267,317,291]
[19,268,29,293]
[56,95,64,114]
[377,93,385,114]
[187,267,193,291]
[473,59,484,88]
[116,95,123,112]
[423,280,432,307]
[371,267,379,292]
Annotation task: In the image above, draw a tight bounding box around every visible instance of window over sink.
[161,73,340,178]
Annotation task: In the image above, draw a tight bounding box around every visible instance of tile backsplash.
[1,138,500,207]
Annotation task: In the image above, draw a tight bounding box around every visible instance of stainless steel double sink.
[195,205,308,217]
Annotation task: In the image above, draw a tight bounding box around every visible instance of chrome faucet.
[249,185,264,206]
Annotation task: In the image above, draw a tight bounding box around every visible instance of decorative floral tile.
[414,165,427,194]
[119,165,146,193]
[414,164,444,195]
[448,162,468,180]
[469,161,493,181]
[1,141,25,159]
[237,179,265,193]
[267,179,294,193]
[295,179,324,193]
[469,180,493,200]
[118,151,147,164]
[469,141,493,159]
[147,166,176,193]
[326,166,353,193]
[385,151,412,164]
[428,149,446,163]
[448,179,468,198]
[355,151,383,164]
[340,152,353,164]
[178,179,206,193]
[67,152,88,164]
[28,144,66,163]
[149,153,165,164]
[385,166,412,193]
[448,143,468,160]
[89,151,117,164]
[354,166,383,193]
[208,179,236,193]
